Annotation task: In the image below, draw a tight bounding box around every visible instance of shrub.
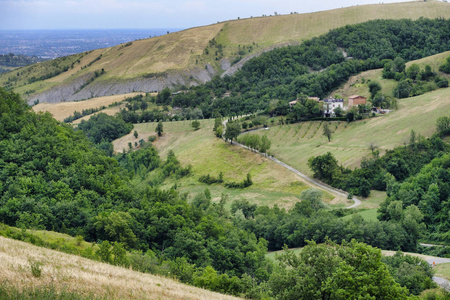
[198,172,224,184]
[29,259,43,278]
[225,173,253,188]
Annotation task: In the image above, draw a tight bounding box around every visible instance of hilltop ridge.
[1,1,450,104]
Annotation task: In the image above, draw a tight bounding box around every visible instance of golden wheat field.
[32,93,143,121]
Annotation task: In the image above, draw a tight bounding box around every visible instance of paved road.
[429,256,450,292]
[222,118,361,209]
[418,245,450,290]
[434,276,450,292]
[420,243,446,247]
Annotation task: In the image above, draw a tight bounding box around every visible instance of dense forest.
[1,87,447,298]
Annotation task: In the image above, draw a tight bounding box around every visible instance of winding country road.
[222,118,361,208]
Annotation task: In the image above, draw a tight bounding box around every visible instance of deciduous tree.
[322,122,333,142]
[224,122,241,144]
[156,120,163,136]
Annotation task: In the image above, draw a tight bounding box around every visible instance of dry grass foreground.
[32,92,143,122]
[0,236,240,300]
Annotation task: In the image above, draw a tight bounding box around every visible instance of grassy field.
[114,119,348,209]
[251,87,450,176]
[32,92,143,121]
[2,1,450,99]
[341,190,387,221]
[435,263,450,281]
[0,236,239,300]
[342,209,378,222]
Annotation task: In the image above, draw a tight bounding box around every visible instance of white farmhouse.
[322,98,344,117]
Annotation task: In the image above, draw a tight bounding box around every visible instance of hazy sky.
[1,0,413,30]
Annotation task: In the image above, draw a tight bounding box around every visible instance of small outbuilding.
[348,95,367,107]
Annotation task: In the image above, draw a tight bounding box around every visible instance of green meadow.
[123,119,343,209]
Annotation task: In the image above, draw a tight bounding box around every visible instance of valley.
[1,1,450,299]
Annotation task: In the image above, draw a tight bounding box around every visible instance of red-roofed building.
[348,95,367,107]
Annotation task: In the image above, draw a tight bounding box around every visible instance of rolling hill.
[2,1,450,104]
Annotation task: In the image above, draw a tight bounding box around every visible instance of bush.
[198,172,224,184]
[225,173,253,188]
[29,259,43,278]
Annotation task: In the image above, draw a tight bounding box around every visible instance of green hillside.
[1,1,450,102]
[249,87,450,175]
[113,120,345,209]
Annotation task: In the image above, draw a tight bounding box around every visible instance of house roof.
[349,95,367,99]
[323,98,343,103]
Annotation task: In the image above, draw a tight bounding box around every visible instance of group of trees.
[77,113,133,144]
[440,55,450,74]
[437,116,450,136]
[271,240,412,299]
[285,96,321,122]
[378,153,450,243]
[238,134,272,154]
[235,187,426,253]
[0,53,47,68]
[308,129,448,198]
[63,106,107,123]
[0,88,273,297]
[382,58,448,98]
